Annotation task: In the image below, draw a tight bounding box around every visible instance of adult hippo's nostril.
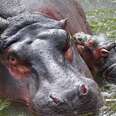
[32,78,103,116]
[50,95,61,105]
[79,84,89,96]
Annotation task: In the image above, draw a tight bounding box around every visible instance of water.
[79,0,116,116]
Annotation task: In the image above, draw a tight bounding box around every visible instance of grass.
[0,98,10,116]
[86,8,116,40]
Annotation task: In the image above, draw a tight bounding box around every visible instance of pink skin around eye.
[8,65,31,80]
[5,48,31,79]
[7,57,31,80]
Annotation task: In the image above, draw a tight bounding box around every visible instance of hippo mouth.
[32,88,102,116]
[103,63,116,83]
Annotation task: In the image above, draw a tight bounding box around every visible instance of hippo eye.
[8,55,18,65]
[6,52,31,80]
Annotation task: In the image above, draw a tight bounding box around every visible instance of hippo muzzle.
[0,14,103,115]
[32,75,102,116]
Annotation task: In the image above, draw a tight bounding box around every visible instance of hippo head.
[74,33,116,84]
[0,13,103,116]
[85,39,116,84]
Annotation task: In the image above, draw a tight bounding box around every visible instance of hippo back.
[0,0,92,34]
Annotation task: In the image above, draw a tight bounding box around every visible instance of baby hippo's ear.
[99,48,109,57]
[93,48,109,60]
[93,42,116,60]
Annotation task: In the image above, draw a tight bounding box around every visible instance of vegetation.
[0,98,10,116]
[87,8,116,40]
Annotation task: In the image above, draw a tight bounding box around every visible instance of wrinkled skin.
[0,14,103,116]
[0,0,92,35]
[0,0,103,115]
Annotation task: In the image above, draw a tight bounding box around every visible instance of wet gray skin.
[99,42,116,84]
[0,14,103,116]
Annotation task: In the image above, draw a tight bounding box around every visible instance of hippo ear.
[59,18,68,28]
[96,42,116,58]
[100,48,109,57]
[0,17,9,32]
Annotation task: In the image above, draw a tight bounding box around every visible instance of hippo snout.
[56,82,102,112]
[49,84,89,106]
[32,77,103,116]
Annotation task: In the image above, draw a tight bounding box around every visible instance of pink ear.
[94,48,109,60]
[59,18,68,28]
[100,48,109,57]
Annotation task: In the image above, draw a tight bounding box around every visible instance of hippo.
[0,0,103,116]
[74,32,116,84]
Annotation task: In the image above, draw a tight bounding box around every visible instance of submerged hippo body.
[0,0,103,115]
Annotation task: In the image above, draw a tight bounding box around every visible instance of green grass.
[87,8,116,40]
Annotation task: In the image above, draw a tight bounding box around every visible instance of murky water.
[79,0,116,116]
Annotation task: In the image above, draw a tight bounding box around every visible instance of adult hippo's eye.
[8,55,18,65]
[6,52,31,80]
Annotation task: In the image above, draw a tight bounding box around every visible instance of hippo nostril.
[79,84,88,96]
[50,95,61,104]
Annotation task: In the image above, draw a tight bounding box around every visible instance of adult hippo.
[0,0,103,116]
